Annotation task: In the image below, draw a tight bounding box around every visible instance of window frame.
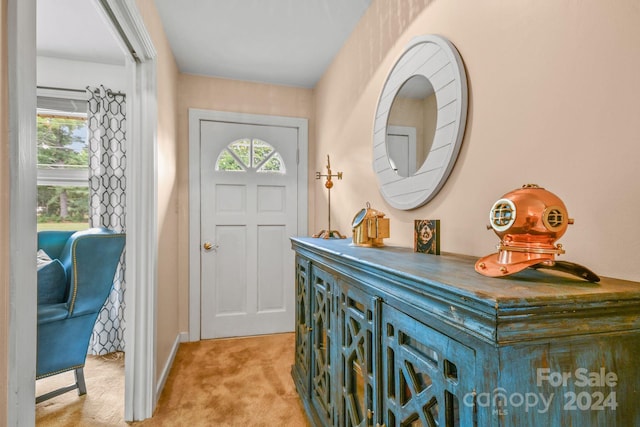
[36,88,90,187]
[214,137,287,174]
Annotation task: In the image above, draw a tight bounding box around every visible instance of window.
[37,91,90,231]
[215,138,286,173]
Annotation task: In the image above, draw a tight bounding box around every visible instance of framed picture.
[414,219,440,255]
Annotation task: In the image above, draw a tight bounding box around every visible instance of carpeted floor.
[36,332,309,426]
[36,352,126,426]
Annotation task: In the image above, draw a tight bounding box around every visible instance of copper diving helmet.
[475,184,599,282]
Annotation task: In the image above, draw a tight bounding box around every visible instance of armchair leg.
[35,367,88,404]
[75,367,87,396]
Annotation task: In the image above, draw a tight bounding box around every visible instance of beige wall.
[176,74,314,331]
[314,0,640,282]
[135,0,180,382]
[0,0,8,420]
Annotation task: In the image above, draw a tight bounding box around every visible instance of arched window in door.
[215,138,286,173]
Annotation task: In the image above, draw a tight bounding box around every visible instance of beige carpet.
[36,333,309,426]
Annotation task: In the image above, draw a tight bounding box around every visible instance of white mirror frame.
[373,34,468,210]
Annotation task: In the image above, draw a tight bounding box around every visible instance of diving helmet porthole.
[489,198,516,232]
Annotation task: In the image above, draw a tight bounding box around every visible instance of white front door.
[199,120,298,339]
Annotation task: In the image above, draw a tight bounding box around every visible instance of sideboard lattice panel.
[294,257,310,387]
[311,267,336,424]
[382,304,476,427]
[339,284,376,427]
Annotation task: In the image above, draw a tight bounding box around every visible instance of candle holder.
[313,155,346,239]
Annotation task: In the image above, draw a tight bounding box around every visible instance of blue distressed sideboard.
[290,237,640,426]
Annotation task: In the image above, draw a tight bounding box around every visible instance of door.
[381,303,477,427]
[386,125,417,176]
[338,281,378,427]
[293,255,312,395]
[200,120,298,339]
[310,265,337,425]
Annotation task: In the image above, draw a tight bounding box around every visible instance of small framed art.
[414,219,440,255]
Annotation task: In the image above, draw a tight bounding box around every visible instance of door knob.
[203,241,218,251]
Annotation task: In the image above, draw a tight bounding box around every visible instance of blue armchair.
[36,228,126,403]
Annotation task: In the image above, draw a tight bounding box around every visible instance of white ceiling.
[154,0,371,88]
[37,0,373,89]
[37,0,126,65]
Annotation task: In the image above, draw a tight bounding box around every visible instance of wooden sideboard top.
[291,237,640,344]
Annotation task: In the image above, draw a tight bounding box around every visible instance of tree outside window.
[37,113,90,231]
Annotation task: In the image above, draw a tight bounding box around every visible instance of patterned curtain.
[86,85,126,355]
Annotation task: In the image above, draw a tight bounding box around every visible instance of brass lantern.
[475,184,599,281]
[351,202,390,247]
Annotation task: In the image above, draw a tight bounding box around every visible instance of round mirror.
[386,75,437,177]
[373,35,468,210]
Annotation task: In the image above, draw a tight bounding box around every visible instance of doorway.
[189,110,308,341]
[8,0,157,423]
[200,120,298,338]
[387,125,417,176]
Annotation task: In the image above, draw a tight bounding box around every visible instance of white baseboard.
[155,332,188,404]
